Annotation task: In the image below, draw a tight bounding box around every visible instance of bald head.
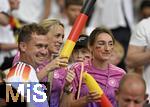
[119,73,146,93]
[116,73,148,107]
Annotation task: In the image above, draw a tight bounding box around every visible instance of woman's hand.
[44,56,68,71]
[37,56,68,80]
[86,91,101,103]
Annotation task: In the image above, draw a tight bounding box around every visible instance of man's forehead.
[31,35,48,42]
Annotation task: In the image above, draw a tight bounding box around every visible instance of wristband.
[63,85,73,94]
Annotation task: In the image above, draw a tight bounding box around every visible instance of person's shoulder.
[138,17,150,27]
[109,64,126,74]
[19,62,33,70]
[0,0,10,12]
[13,62,34,75]
[7,62,32,73]
[140,17,150,23]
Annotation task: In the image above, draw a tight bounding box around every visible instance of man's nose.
[41,47,48,55]
[127,102,135,107]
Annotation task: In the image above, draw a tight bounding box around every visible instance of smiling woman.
[35,19,70,107]
[39,19,64,55]
[61,27,126,107]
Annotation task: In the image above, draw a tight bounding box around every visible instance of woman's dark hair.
[89,27,115,46]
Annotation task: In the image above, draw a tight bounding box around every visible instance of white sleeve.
[130,20,148,47]
[0,0,10,12]
[29,67,39,82]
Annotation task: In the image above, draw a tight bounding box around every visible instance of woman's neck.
[47,52,54,61]
[92,58,109,70]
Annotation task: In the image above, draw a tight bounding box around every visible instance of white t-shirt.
[6,62,39,82]
[5,62,49,107]
[0,0,10,12]
[12,0,44,23]
[130,17,150,99]
[89,0,134,29]
[0,0,17,65]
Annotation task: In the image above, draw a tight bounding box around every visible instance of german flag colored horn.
[60,0,96,59]
[83,72,113,107]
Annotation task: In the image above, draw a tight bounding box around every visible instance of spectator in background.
[0,16,9,26]
[64,0,93,42]
[0,0,20,71]
[115,73,148,107]
[64,0,82,41]
[110,40,125,66]
[126,17,150,101]
[126,0,150,74]
[49,0,68,25]
[12,0,51,24]
[139,0,150,20]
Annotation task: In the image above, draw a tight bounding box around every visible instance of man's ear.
[19,42,27,52]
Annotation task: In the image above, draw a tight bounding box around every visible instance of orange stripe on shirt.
[17,63,24,76]
[22,65,31,81]
[7,65,17,79]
